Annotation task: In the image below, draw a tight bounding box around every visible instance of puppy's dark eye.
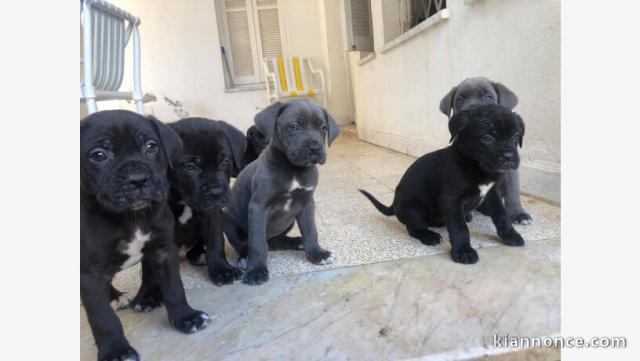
[456,96,465,104]
[482,94,494,101]
[320,124,328,132]
[183,162,198,173]
[288,123,300,133]
[220,158,231,168]
[145,141,158,154]
[89,150,107,162]
[481,135,495,144]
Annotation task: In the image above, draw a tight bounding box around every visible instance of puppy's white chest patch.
[178,205,193,225]
[283,178,314,211]
[478,182,495,198]
[289,178,314,192]
[120,228,151,269]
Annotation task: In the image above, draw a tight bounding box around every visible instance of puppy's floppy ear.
[448,110,471,143]
[439,86,457,117]
[245,125,258,153]
[323,109,340,146]
[492,82,518,109]
[148,116,182,168]
[254,101,286,139]
[217,121,247,176]
[513,113,525,148]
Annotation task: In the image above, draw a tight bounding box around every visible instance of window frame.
[215,0,286,88]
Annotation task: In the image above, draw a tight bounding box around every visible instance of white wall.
[92,0,351,130]
[348,0,560,201]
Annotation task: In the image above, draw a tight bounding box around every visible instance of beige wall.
[94,0,351,130]
[348,0,560,201]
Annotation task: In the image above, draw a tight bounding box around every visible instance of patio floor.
[81,126,560,360]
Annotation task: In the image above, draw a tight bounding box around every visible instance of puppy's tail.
[359,189,395,216]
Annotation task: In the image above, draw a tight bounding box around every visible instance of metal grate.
[410,0,447,28]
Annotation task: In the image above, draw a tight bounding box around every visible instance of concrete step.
[81,237,560,360]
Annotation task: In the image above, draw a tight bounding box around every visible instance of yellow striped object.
[293,57,304,91]
[277,57,288,92]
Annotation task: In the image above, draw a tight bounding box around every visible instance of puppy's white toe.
[320,255,335,265]
[237,258,247,270]
[110,292,133,310]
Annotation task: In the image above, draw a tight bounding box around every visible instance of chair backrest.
[269,57,309,95]
[82,0,139,92]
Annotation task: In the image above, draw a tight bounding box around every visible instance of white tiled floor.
[112,127,560,292]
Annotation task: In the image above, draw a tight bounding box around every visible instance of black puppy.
[360,104,525,264]
[81,110,208,361]
[241,125,269,169]
[224,99,340,285]
[166,117,246,286]
[440,77,531,224]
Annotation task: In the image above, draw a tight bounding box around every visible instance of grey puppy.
[440,77,532,224]
[223,99,340,285]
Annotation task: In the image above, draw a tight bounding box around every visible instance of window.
[400,0,447,33]
[341,0,374,52]
[216,0,284,87]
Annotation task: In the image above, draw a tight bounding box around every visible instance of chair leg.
[86,98,98,114]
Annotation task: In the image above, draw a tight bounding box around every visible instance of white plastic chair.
[263,57,327,107]
[80,0,144,114]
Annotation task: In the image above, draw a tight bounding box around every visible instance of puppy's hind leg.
[185,240,206,266]
[223,212,248,269]
[396,203,442,246]
[268,224,303,250]
[109,284,133,310]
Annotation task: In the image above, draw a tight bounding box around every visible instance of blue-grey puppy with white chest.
[223,99,340,285]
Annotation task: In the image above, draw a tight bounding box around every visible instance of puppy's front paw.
[243,267,269,285]
[509,211,532,225]
[501,229,525,246]
[171,311,209,334]
[451,246,479,264]
[110,292,133,311]
[132,288,163,313]
[307,248,334,265]
[99,345,139,361]
[209,265,243,286]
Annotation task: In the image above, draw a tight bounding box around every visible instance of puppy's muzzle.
[188,183,229,211]
[498,152,519,170]
[305,142,326,165]
[99,161,168,212]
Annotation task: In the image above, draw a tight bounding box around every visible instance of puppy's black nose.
[500,152,516,162]
[308,143,322,155]
[127,172,149,188]
[209,185,224,196]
